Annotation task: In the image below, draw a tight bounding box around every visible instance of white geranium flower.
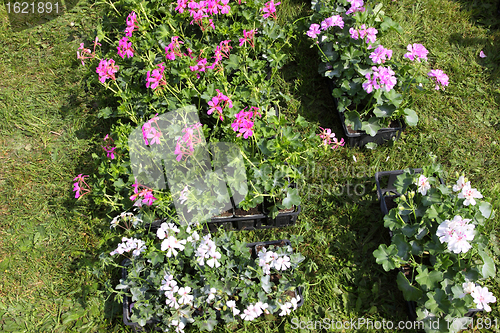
[459,281,476,298]
[471,286,496,312]
[227,300,241,316]
[458,183,483,206]
[416,175,431,195]
[177,287,193,305]
[447,224,475,254]
[274,256,291,271]
[206,249,221,268]
[161,236,186,257]
[453,176,467,192]
[279,302,292,316]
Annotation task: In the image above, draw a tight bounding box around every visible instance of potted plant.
[102,213,305,331]
[373,165,496,331]
[307,0,449,148]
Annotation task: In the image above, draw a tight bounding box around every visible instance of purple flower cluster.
[306,15,344,39]
[346,0,365,15]
[369,45,392,64]
[231,107,261,139]
[349,24,378,45]
[96,59,119,83]
[362,66,397,93]
[427,69,449,90]
[404,43,428,62]
[77,37,100,66]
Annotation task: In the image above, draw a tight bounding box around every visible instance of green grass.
[0,0,500,332]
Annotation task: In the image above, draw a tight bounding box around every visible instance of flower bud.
[409,191,415,199]
[398,206,405,211]
[400,194,406,202]
[455,171,459,178]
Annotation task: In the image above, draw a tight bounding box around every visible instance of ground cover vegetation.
[0,0,500,331]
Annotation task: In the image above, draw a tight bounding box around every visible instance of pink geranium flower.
[96,59,119,83]
[404,43,428,62]
[307,24,321,39]
[369,45,393,64]
[428,69,449,90]
[261,0,280,19]
[117,37,134,59]
[318,127,345,149]
[125,11,138,37]
[102,134,117,159]
[73,174,91,199]
[239,29,257,48]
[207,89,232,121]
[231,107,261,139]
[146,63,166,90]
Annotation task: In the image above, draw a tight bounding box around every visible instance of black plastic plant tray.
[122,240,304,331]
[374,169,480,322]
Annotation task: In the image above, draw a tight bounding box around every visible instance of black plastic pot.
[122,239,304,331]
[375,169,481,322]
[338,108,405,148]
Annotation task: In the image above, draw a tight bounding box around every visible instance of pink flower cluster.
[174,123,204,162]
[369,45,393,64]
[427,69,449,90]
[318,127,345,149]
[306,16,344,39]
[130,179,157,206]
[73,174,91,199]
[261,0,280,19]
[165,36,184,60]
[239,29,257,48]
[257,248,291,275]
[231,107,261,139]
[77,37,100,66]
[404,43,428,62]
[306,24,321,39]
[102,134,117,159]
[142,114,161,146]
[212,40,232,66]
[146,63,167,90]
[346,0,365,15]
[189,58,208,77]
[125,11,138,37]
[349,24,378,45]
[96,59,119,83]
[207,89,233,121]
[321,15,344,31]
[175,0,230,31]
[362,65,397,93]
[117,37,134,59]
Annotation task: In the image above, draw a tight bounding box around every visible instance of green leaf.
[282,188,300,209]
[261,275,272,293]
[404,108,418,126]
[383,209,403,231]
[392,234,410,260]
[396,271,423,301]
[424,289,451,315]
[344,110,362,131]
[200,318,218,331]
[415,267,443,292]
[361,118,382,136]
[479,201,493,219]
[479,250,496,279]
[365,142,378,149]
[373,244,398,271]
[225,54,239,70]
[373,104,396,118]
